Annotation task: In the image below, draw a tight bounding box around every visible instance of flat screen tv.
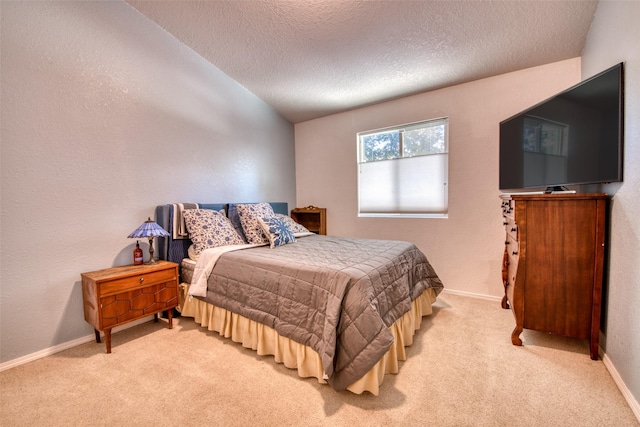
[499,62,624,192]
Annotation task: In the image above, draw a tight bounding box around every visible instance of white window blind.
[358,118,448,217]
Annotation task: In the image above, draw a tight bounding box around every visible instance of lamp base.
[146,237,159,265]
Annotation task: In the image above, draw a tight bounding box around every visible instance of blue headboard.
[155,202,288,263]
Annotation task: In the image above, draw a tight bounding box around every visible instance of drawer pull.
[511,227,517,232]
[139,277,144,283]
[512,251,518,255]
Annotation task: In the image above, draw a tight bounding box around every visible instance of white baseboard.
[602,353,640,422]
[440,287,503,302]
[0,316,154,372]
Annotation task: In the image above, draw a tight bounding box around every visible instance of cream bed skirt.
[179,284,437,395]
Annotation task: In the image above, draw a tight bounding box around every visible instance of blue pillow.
[258,216,296,248]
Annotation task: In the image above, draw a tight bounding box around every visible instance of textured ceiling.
[125,0,598,123]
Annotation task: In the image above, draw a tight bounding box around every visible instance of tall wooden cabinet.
[500,193,608,360]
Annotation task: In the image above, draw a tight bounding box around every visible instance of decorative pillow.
[236,203,276,245]
[275,213,310,234]
[182,209,244,255]
[258,216,296,248]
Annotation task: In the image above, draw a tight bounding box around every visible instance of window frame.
[357,117,449,218]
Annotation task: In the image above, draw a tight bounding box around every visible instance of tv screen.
[499,63,623,192]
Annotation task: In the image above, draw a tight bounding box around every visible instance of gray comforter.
[200,234,444,390]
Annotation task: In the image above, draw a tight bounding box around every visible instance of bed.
[155,202,444,395]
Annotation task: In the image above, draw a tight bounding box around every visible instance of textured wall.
[0,1,295,363]
[294,59,581,298]
[581,0,640,413]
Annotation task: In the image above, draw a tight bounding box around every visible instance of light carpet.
[1,292,637,426]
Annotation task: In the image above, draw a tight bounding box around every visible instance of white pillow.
[187,244,199,261]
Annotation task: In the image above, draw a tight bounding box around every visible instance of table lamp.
[127,217,170,264]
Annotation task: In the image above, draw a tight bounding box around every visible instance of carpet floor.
[1,291,637,426]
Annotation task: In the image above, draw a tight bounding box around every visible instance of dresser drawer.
[99,267,177,296]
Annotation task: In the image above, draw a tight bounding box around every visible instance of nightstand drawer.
[99,268,176,296]
[100,282,178,328]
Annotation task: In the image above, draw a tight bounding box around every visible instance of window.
[357,118,448,217]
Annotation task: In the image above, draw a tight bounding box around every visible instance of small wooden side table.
[291,206,326,235]
[81,260,179,353]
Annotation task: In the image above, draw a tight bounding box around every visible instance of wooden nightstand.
[291,206,326,235]
[81,260,179,353]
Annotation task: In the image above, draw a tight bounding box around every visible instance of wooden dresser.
[291,206,326,235]
[500,193,608,360]
[81,260,179,353]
